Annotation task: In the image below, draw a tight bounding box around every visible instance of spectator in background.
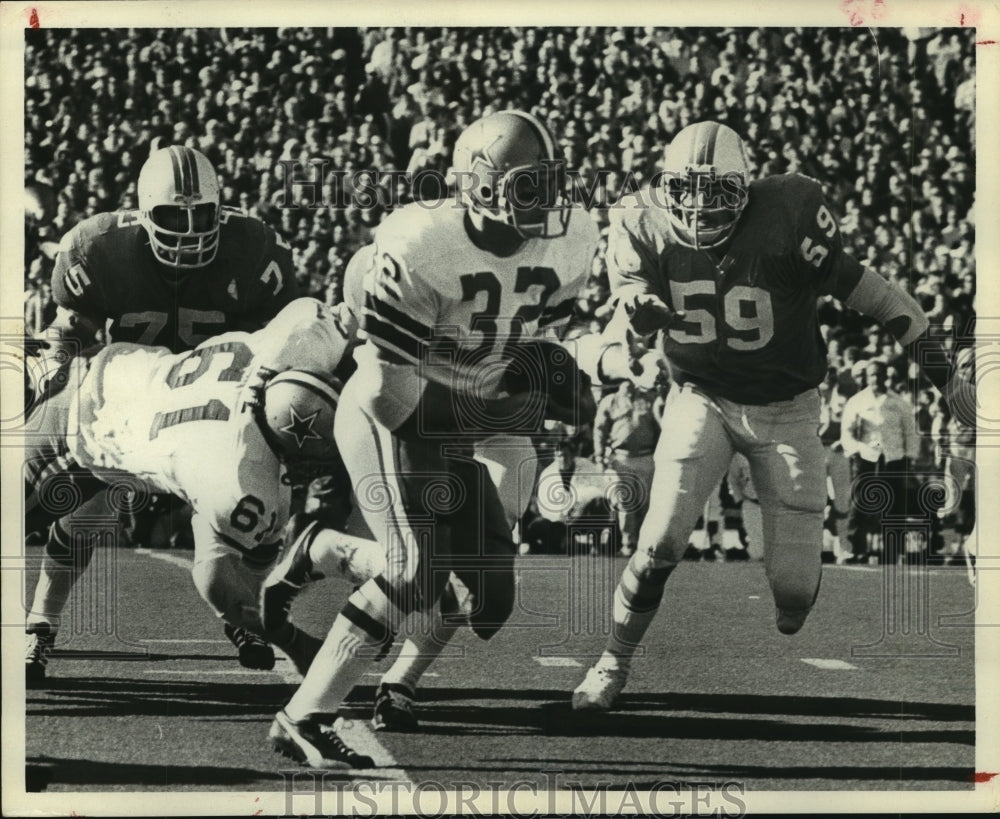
[727,453,761,560]
[524,439,614,556]
[593,379,659,556]
[840,360,920,563]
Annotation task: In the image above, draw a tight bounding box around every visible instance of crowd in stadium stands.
[23,26,976,559]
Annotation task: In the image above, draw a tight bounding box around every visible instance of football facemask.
[660,121,750,250]
[451,110,570,240]
[138,146,221,270]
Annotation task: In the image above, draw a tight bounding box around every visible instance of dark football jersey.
[608,174,865,405]
[51,207,298,353]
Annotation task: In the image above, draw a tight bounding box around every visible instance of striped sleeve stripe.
[538,298,576,327]
[365,293,433,341]
[362,313,423,362]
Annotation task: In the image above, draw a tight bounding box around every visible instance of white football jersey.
[350,201,599,400]
[68,298,352,550]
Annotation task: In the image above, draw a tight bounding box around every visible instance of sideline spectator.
[593,380,659,556]
[840,360,920,563]
[524,439,614,555]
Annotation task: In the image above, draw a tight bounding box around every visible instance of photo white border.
[2,0,998,815]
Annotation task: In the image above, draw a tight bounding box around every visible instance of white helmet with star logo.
[259,370,341,463]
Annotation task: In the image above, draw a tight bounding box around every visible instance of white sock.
[26,558,75,629]
[380,604,458,692]
[284,578,396,721]
[26,528,92,629]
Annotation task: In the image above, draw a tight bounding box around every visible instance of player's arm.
[350,242,443,432]
[577,202,681,385]
[238,223,301,330]
[802,180,953,397]
[44,226,107,348]
[188,480,287,632]
[28,227,108,395]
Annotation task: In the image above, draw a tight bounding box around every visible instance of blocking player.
[267,110,600,768]
[26,145,298,666]
[571,121,958,711]
[24,298,381,684]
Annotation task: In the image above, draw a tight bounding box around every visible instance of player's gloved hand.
[23,338,52,358]
[629,350,663,391]
[501,339,597,427]
[623,294,685,337]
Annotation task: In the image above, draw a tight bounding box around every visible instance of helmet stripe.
[169,145,193,198]
[184,147,201,197]
[692,121,721,167]
[166,147,184,197]
[508,110,555,161]
[273,370,341,406]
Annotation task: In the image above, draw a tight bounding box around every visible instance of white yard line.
[140,668,285,677]
[140,639,230,644]
[801,658,858,670]
[135,548,194,570]
[362,671,439,678]
[534,657,583,667]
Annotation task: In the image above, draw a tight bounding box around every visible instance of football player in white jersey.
[262,242,576,734]
[268,110,600,769]
[24,298,382,684]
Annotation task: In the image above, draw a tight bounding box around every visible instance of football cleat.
[261,514,323,633]
[371,683,419,732]
[25,623,56,687]
[571,663,629,711]
[775,606,812,635]
[224,623,275,670]
[269,710,375,769]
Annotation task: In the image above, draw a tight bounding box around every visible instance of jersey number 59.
[667,281,774,351]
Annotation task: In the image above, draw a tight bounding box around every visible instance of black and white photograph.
[2,1,998,815]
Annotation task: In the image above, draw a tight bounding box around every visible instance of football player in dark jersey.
[25,146,299,677]
[571,121,958,711]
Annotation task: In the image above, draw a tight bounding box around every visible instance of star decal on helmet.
[468,133,504,169]
[279,405,324,449]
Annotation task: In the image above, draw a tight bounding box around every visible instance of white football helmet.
[660,121,750,250]
[258,370,341,463]
[449,110,570,239]
[138,146,221,269]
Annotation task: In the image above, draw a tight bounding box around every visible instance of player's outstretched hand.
[623,294,685,337]
[629,350,663,391]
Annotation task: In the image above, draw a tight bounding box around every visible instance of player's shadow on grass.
[345,685,971,724]
[619,763,975,786]
[26,677,293,719]
[343,686,974,745]
[25,757,287,791]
